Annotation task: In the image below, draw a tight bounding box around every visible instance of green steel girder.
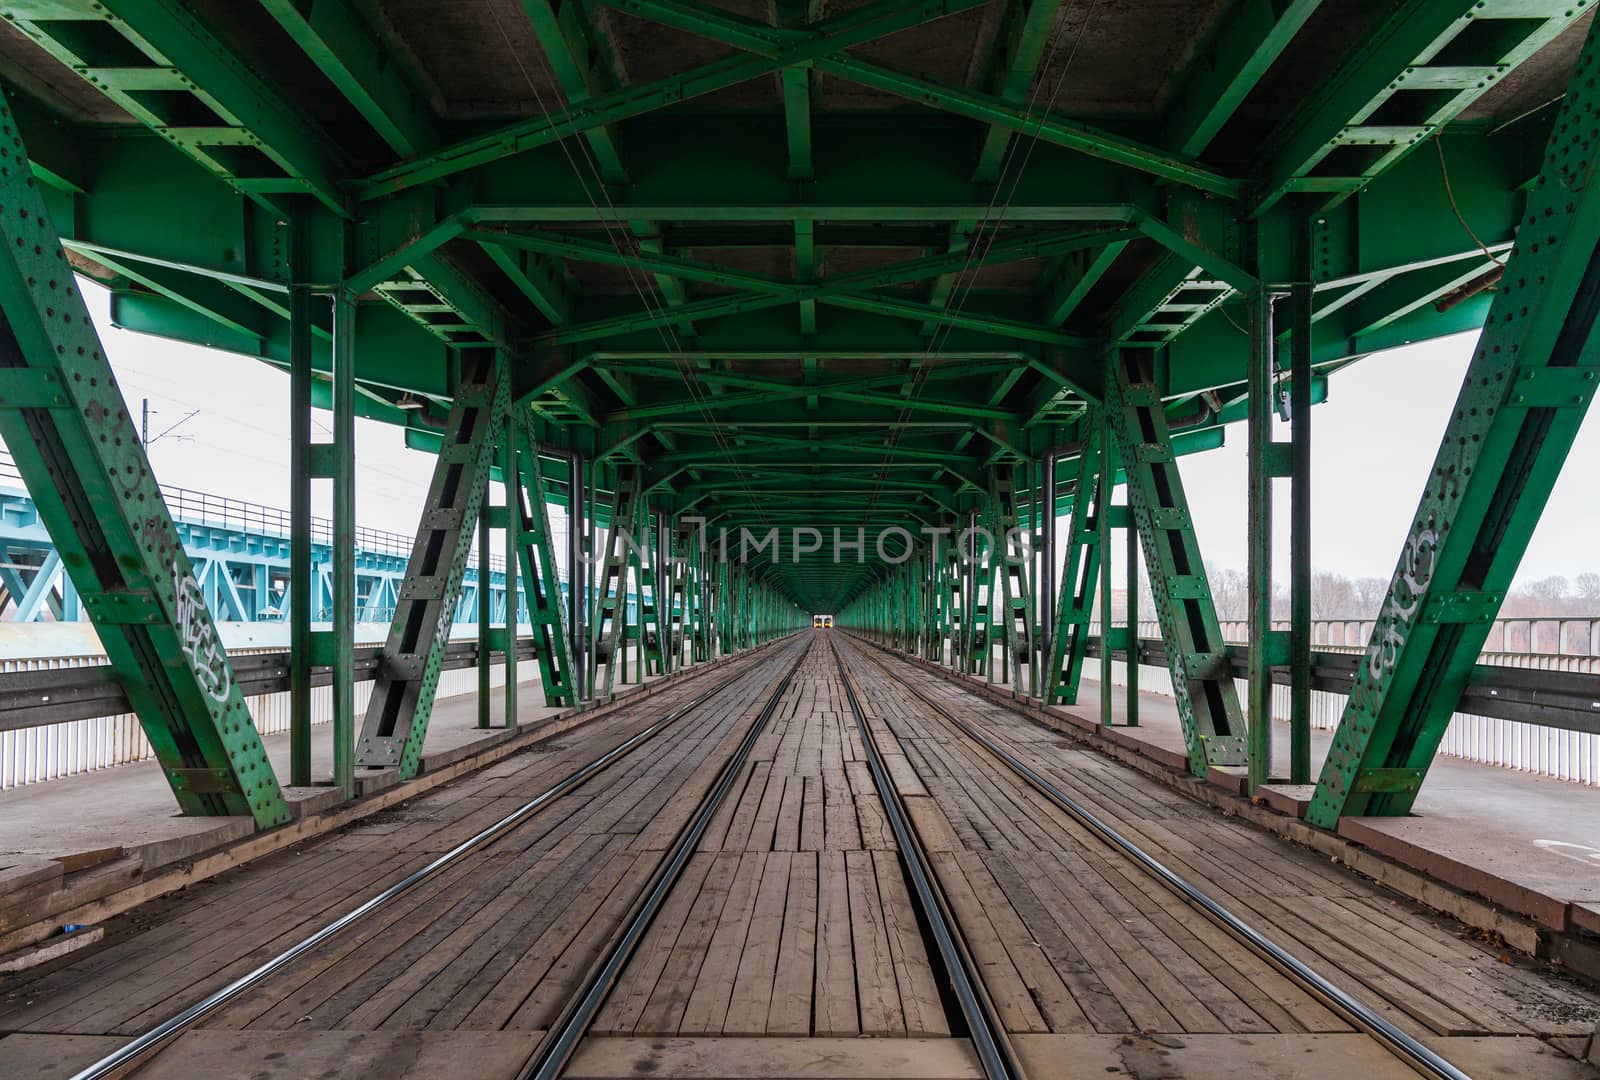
[1160,0,1324,156]
[1106,349,1247,775]
[11,0,346,213]
[260,0,438,157]
[0,90,291,827]
[510,419,580,708]
[360,0,991,196]
[1045,423,1104,706]
[1253,0,1587,212]
[596,0,1241,197]
[1309,17,1600,826]
[355,351,509,777]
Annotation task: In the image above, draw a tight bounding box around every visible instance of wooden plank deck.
[834,638,1600,1047]
[2,632,1598,1080]
[594,642,949,1038]
[0,643,805,1039]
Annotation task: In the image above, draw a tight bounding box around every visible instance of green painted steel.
[1106,351,1247,775]
[355,352,509,778]
[988,464,1036,695]
[1045,426,1105,706]
[0,0,1590,825]
[512,424,580,708]
[1308,15,1600,826]
[591,463,647,698]
[0,88,290,827]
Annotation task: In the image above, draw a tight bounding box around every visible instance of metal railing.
[1085,619,1600,785]
[0,640,534,789]
[1,448,505,571]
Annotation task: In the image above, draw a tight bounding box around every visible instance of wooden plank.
[747,767,787,852]
[798,774,824,852]
[925,849,1045,1034]
[772,775,803,852]
[508,851,656,1030]
[845,849,904,1035]
[813,849,859,1036]
[822,770,860,850]
[902,795,961,853]
[765,851,819,1035]
[565,1035,984,1079]
[722,851,792,1034]
[593,852,717,1034]
[635,852,741,1035]
[678,851,767,1033]
[871,849,949,1037]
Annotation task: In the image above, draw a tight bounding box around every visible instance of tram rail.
[833,633,1474,1080]
[63,637,810,1080]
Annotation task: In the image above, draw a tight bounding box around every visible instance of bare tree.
[1577,572,1600,602]
[1206,562,1250,621]
[1525,575,1570,602]
[1351,576,1390,616]
[1310,572,1356,619]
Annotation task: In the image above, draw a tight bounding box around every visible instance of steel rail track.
[66,637,809,1080]
[517,637,811,1079]
[837,634,1473,1080]
[828,637,1027,1080]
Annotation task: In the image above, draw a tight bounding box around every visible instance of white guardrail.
[1091,620,1600,787]
[0,627,512,790]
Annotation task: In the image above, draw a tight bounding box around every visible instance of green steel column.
[331,288,357,799]
[1098,418,1115,731]
[514,433,578,708]
[477,473,492,729]
[1290,214,1314,785]
[502,418,519,727]
[356,352,507,775]
[1046,437,1103,708]
[1124,509,1139,727]
[1107,349,1247,774]
[1246,270,1274,793]
[288,217,313,788]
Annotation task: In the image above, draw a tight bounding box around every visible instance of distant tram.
[813,615,833,629]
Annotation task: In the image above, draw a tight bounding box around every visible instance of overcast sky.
[5,282,1593,590]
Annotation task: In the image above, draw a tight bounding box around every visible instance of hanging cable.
[860,0,1103,530]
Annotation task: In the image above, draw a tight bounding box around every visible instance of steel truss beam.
[592,0,1240,197]
[1309,20,1600,826]
[1045,425,1105,705]
[0,97,290,827]
[510,425,580,708]
[988,464,1036,694]
[356,351,509,777]
[1106,350,1247,774]
[360,0,991,195]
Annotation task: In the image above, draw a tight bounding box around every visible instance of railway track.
[16,629,1587,1079]
[62,636,811,1080]
[829,633,1472,1080]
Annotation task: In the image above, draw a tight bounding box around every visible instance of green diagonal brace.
[1106,350,1247,774]
[1309,19,1600,826]
[1045,423,1105,705]
[356,351,509,777]
[0,93,289,827]
[514,425,580,708]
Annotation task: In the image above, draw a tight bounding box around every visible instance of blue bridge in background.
[1,451,531,626]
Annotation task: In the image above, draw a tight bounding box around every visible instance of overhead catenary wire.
[483,3,776,541]
[860,0,1104,531]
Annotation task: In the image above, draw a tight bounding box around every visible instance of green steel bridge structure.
[0,0,1593,837]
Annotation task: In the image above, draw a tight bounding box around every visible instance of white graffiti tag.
[1366,527,1438,681]
[173,560,233,704]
